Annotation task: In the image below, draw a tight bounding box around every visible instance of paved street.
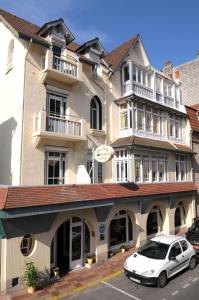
[63,265,199,300]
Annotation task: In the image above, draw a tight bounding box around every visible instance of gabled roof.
[37,18,75,45]
[186,105,199,133]
[0,182,196,210]
[76,37,107,56]
[111,135,193,153]
[104,34,139,72]
[0,8,49,47]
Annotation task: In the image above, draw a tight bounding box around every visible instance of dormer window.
[52,45,62,57]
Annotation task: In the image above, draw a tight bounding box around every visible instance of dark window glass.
[110,217,126,247]
[123,65,129,82]
[85,223,90,254]
[175,207,181,227]
[90,96,102,130]
[180,240,188,252]
[52,45,61,57]
[138,240,169,259]
[128,215,133,241]
[169,242,182,258]
[147,211,158,236]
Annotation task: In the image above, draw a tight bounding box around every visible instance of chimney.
[163,61,173,79]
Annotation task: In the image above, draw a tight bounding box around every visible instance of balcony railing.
[46,115,81,136]
[40,50,81,84]
[121,63,182,111]
[33,111,86,147]
[53,56,77,77]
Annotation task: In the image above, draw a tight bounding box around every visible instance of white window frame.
[175,155,187,181]
[45,149,67,185]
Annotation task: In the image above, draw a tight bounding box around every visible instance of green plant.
[87,253,95,259]
[23,262,39,288]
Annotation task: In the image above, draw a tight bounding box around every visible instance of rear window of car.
[190,221,199,233]
[137,240,169,259]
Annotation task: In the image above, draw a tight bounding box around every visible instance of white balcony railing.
[53,56,77,77]
[33,111,86,147]
[133,82,153,99]
[46,115,81,136]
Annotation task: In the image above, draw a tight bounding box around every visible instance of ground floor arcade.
[0,182,196,293]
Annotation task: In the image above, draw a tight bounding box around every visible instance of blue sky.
[0,0,198,69]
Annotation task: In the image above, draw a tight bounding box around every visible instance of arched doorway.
[147,206,163,237]
[175,202,186,228]
[109,210,133,249]
[50,217,90,273]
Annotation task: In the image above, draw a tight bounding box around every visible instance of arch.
[108,209,133,249]
[175,201,186,228]
[50,216,91,272]
[7,39,14,67]
[90,96,102,130]
[147,205,163,237]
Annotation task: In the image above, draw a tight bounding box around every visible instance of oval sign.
[94,145,114,163]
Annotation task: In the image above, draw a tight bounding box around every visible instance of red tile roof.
[0,8,49,46]
[105,35,139,72]
[186,105,199,133]
[110,135,193,153]
[0,182,196,210]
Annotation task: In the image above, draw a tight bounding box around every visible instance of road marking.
[182,283,190,288]
[101,281,141,300]
[192,277,199,282]
[171,290,179,296]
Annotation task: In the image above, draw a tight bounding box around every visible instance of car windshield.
[137,240,169,259]
[190,221,199,233]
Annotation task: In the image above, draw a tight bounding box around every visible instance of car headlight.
[141,270,155,276]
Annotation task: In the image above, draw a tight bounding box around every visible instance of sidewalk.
[2,228,187,300]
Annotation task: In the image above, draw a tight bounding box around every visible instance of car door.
[167,242,184,277]
[179,239,191,269]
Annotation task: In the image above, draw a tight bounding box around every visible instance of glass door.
[70,219,83,269]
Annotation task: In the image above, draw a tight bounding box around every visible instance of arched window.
[175,202,185,227]
[7,39,14,67]
[147,206,163,236]
[109,210,133,248]
[90,96,102,130]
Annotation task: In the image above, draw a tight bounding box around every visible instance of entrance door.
[70,221,83,269]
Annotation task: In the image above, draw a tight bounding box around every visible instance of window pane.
[110,218,127,247]
[135,156,141,182]
[128,215,133,241]
[147,211,158,235]
[137,110,144,130]
[146,112,152,132]
[152,159,158,181]
[153,114,159,133]
[143,157,149,182]
[124,65,129,82]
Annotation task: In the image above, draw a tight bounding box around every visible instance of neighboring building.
[185,104,199,213]
[0,9,197,293]
[173,53,199,106]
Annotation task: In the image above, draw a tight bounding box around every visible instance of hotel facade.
[0,9,197,292]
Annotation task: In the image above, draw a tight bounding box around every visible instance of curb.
[50,269,124,300]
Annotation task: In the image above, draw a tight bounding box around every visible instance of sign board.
[94,145,114,163]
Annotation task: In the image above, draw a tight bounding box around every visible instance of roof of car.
[151,235,184,245]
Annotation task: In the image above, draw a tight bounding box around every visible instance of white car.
[124,235,196,288]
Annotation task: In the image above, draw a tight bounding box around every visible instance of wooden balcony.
[40,50,81,85]
[33,111,86,147]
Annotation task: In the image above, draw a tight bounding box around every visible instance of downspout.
[104,69,113,144]
[19,38,33,184]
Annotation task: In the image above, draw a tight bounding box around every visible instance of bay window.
[114,151,168,183]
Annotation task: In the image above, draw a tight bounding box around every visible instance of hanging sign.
[94,145,114,163]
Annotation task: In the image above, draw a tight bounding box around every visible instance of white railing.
[133,82,153,99]
[46,115,81,136]
[53,56,77,77]
[164,95,174,108]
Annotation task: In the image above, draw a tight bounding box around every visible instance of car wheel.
[189,256,196,270]
[157,271,167,288]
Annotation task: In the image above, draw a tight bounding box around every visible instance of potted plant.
[53,266,60,278]
[121,245,126,253]
[87,253,95,265]
[23,262,39,294]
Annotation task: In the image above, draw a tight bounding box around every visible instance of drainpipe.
[19,38,33,185]
[104,69,113,144]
